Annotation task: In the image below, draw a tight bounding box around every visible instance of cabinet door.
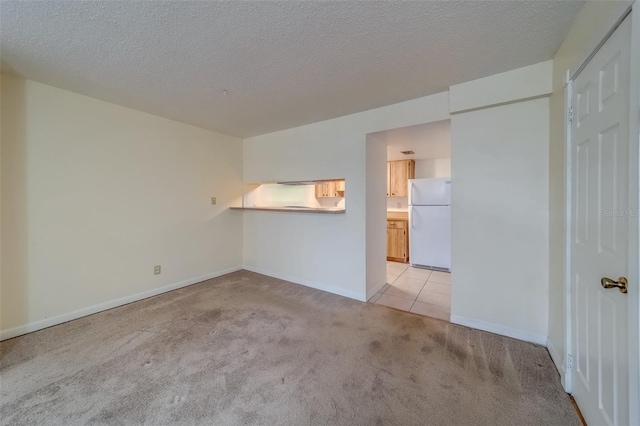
[315,183,328,198]
[408,160,415,181]
[316,180,345,198]
[395,228,407,261]
[387,228,399,259]
[388,160,415,197]
[386,163,391,196]
[326,181,337,197]
[387,221,408,261]
[401,227,408,262]
[388,161,407,197]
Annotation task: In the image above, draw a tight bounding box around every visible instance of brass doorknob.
[601,277,628,294]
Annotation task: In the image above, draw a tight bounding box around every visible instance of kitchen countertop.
[387,211,408,220]
[230,206,345,214]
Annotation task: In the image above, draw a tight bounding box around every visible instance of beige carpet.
[0,270,580,425]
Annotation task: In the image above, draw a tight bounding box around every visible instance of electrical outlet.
[154,265,161,275]
[211,197,217,205]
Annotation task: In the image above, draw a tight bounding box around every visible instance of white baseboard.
[242,265,366,302]
[450,315,547,346]
[546,338,567,385]
[0,266,243,341]
[366,281,387,301]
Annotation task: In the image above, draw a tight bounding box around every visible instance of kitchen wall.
[386,197,408,212]
[547,0,633,381]
[449,61,553,345]
[243,184,320,208]
[242,92,451,301]
[317,197,346,209]
[415,158,451,179]
[1,74,244,339]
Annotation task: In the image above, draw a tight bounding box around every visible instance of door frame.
[563,2,640,423]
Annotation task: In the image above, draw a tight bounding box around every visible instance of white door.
[571,15,632,426]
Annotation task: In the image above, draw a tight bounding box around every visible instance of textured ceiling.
[0,1,583,138]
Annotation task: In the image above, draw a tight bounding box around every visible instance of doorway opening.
[366,119,452,321]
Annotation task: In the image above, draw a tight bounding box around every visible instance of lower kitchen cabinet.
[387,219,409,263]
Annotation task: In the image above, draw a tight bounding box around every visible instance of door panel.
[598,290,618,425]
[575,138,591,244]
[575,273,590,389]
[571,15,631,426]
[598,124,620,255]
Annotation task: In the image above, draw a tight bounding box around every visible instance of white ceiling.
[369,120,451,161]
[0,1,583,138]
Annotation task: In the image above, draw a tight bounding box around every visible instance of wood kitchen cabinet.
[387,219,409,263]
[315,181,333,198]
[315,180,345,198]
[387,160,415,197]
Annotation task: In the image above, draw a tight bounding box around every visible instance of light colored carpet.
[1,270,580,425]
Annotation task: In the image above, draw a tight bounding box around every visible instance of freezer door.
[408,178,451,206]
[409,205,451,270]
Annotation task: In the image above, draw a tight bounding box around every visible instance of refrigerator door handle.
[409,180,414,206]
[410,206,415,229]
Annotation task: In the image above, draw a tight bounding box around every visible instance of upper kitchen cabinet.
[315,179,345,198]
[387,160,415,197]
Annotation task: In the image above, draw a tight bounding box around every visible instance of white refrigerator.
[408,178,451,271]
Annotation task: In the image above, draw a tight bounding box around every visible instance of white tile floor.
[369,261,451,321]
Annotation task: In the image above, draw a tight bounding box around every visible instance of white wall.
[450,60,553,113]
[414,158,451,179]
[386,197,408,212]
[451,97,550,344]
[366,135,387,299]
[242,92,450,301]
[1,74,244,339]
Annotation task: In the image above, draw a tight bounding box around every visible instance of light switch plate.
[154,265,161,275]
[211,197,217,205]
